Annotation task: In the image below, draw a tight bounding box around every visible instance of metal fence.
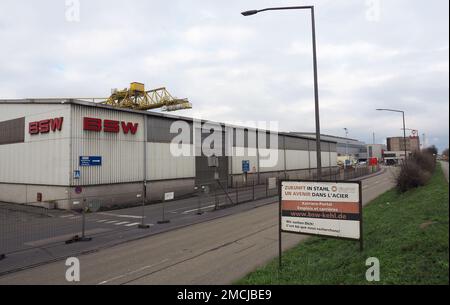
[0,165,381,271]
[199,165,381,210]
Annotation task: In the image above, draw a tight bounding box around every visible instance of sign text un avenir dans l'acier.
[280,181,362,240]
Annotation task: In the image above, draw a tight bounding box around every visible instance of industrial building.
[291,132,367,164]
[387,136,421,153]
[0,99,337,210]
[367,144,387,162]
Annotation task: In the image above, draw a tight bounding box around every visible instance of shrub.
[396,150,436,193]
[423,145,438,156]
[411,150,436,173]
[396,160,431,193]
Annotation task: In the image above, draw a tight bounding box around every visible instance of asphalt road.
[0,184,278,274]
[0,167,396,285]
[440,161,449,183]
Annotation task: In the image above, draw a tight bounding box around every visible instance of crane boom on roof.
[102,82,192,112]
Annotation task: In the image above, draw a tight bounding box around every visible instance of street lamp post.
[344,128,349,168]
[376,109,408,161]
[242,5,323,179]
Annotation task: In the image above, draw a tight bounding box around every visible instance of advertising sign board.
[279,180,363,268]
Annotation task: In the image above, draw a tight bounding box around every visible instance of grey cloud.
[0,0,448,151]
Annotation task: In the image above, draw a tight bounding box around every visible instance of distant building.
[387,136,420,153]
[291,132,368,163]
[382,151,412,165]
[367,144,387,161]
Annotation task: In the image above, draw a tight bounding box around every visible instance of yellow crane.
[102,82,192,112]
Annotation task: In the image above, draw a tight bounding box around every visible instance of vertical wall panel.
[330,152,337,166]
[259,149,284,172]
[321,151,331,167]
[309,151,317,168]
[147,143,195,180]
[231,147,258,174]
[0,104,70,185]
[285,150,310,170]
[71,105,144,185]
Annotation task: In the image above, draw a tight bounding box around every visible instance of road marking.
[98,212,143,219]
[104,220,119,224]
[60,214,75,218]
[96,219,108,223]
[168,201,205,213]
[115,221,130,226]
[98,258,169,285]
[182,204,215,214]
[125,222,142,227]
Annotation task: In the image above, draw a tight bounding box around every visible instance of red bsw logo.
[29,117,64,135]
[83,117,139,134]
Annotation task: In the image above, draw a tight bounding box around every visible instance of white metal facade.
[71,104,145,185]
[0,103,71,185]
[0,100,338,208]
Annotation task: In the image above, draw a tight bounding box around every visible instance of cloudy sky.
[0,0,448,151]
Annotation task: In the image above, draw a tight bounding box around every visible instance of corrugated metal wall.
[71,105,144,185]
[147,143,195,180]
[285,150,310,170]
[231,147,258,174]
[0,104,71,185]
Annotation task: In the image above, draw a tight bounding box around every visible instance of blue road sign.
[79,156,102,167]
[242,160,250,173]
[73,170,81,179]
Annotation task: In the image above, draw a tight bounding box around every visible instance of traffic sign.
[75,186,82,194]
[79,156,102,166]
[242,160,250,173]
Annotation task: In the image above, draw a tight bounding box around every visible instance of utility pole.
[344,128,349,168]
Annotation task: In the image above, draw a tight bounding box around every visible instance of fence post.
[252,180,255,201]
[266,178,268,198]
[196,186,203,215]
[81,198,86,239]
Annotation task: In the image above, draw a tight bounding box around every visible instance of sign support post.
[158,192,173,224]
[279,179,282,270]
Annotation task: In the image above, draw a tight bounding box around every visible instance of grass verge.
[237,164,449,285]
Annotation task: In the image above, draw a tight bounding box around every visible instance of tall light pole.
[376,109,408,161]
[242,5,323,179]
[344,128,349,167]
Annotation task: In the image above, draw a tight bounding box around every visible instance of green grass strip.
[237,164,449,285]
